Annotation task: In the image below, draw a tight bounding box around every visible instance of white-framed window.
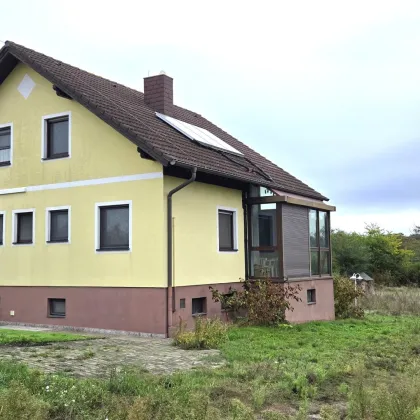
[45,206,71,244]
[95,200,132,253]
[216,206,238,253]
[12,209,35,246]
[0,211,5,246]
[0,123,13,167]
[41,112,71,161]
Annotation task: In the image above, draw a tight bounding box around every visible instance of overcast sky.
[2,0,420,234]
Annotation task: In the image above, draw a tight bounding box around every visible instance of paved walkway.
[0,332,224,377]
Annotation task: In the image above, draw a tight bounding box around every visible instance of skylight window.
[156,112,243,156]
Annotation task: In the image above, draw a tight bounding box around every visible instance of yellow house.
[0,41,336,337]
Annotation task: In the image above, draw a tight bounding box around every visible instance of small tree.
[210,278,301,325]
[334,275,364,319]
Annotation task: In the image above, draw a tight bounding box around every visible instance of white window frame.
[41,111,71,161]
[0,211,5,246]
[12,208,35,246]
[45,206,71,244]
[95,200,132,253]
[0,122,13,167]
[216,206,239,253]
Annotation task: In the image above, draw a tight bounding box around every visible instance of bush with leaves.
[210,278,301,326]
[334,275,364,319]
[173,316,229,350]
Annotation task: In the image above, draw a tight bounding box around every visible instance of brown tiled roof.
[0,41,328,201]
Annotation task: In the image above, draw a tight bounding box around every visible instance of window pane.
[319,211,329,248]
[0,214,3,244]
[307,289,316,303]
[309,210,318,247]
[218,211,233,250]
[50,299,65,316]
[320,251,330,275]
[311,250,319,275]
[48,119,69,157]
[0,128,11,163]
[17,213,33,243]
[50,210,68,241]
[192,297,206,314]
[251,204,277,247]
[100,205,129,249]
[0,128,11,148]
[250,250,279,277]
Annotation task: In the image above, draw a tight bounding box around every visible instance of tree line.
[332,224,420,285]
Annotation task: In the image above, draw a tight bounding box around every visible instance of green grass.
[0,329,92,346]
[1,314,420,418]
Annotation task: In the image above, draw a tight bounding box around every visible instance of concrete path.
[0,334,224,377]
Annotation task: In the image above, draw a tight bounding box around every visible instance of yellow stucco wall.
[165,177,245,286]
[0,63,166,287]
[0,63,244,289]
[0,63,161,189]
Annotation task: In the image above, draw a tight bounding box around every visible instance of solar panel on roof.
[156,112,243,156]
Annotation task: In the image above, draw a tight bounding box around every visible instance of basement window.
[307,289,316,304]
[0,126,12,166]
[42,113,70,160]
[192,297,206,316]
[48,298,66,318]
[180,298,186,309]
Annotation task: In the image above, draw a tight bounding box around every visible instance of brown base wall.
[285,278,335,323]
[0,279,334,337]
[0,286,167,335]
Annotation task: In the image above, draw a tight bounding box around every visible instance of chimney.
[143,72,173,115]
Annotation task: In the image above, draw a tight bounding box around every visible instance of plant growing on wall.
[210,278,301,325]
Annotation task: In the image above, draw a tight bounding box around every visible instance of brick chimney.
[143,72,173,115]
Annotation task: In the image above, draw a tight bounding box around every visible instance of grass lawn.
[1,314,420,419]
[0,328,92,346]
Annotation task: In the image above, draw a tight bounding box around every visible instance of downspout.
[166,167,197,337]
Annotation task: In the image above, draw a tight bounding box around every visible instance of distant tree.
[331,229,369,275]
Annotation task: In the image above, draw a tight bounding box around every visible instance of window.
[179,298,186,309]
[42,113,70,160]
[221,292,234,311]
[217,207,238,252]
[309,210,330,276]
[96,202,131,252]
[192,297,206,315]
[0,125,11,166]
[48,298,66,317]
[0,212,4,245]
[13,210,34,245]
[46,207,70,243]
[258,214,274,247]
[307,289,316,304]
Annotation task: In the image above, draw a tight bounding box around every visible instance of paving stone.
[0,335,224,377]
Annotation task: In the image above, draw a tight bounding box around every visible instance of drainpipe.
[166,167,197,337]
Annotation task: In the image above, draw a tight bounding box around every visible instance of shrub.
[173,316,229,350]
[210,278,301,326]
[0,381,49,420]
[334,275,364,319]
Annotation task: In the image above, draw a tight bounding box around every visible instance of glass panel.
[250,250,279,277]
[0,215,3,244]
[17,213,33,243]
[0,128,11,148]
[100,205,129,249]
[48,119,69,157]
[192,297,206,314]
[50,210,68,241]
[311,250,319,275]
[218,211,233,250]
[309,210,318,247]
[0,149,11,163]
[307,289,316,303]
[251,204,277,247]
[319,211,328,248]
[320,251,330,275]
[51,300,65,315]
